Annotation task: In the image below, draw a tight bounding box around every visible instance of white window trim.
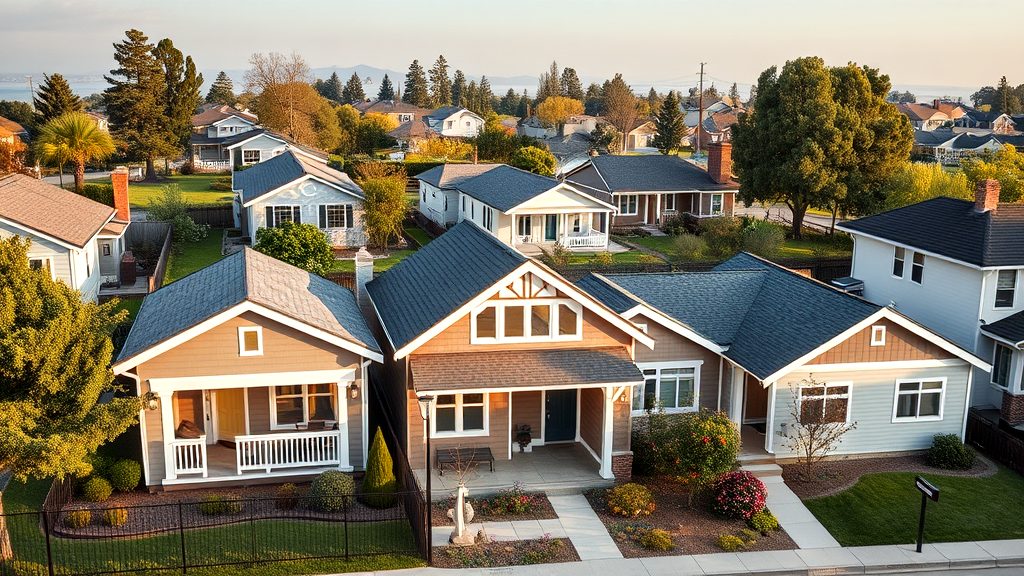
[797,381,854,425]
[709,193,724,216]
[892,246,906,279]
[991,343,1014,389]
[431,393,489,438]
[268,383,338,430]
[242,149,262,165]
[633,360,702,415]
[237,326,264,356]
[28,256,56,280]
[994,269,1018,309]
[911,252,925,284]
[470,298,583,344]
[270,205,301,227]
[617,194,638,216]
[891,377,946,423]
[322,204,350,229]
[870,325,886,347]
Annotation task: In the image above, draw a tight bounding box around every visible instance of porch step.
[737,452,777,465]
[740,463,783,478]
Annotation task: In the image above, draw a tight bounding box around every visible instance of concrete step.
[740,463,783,478]
[737,453,777,465]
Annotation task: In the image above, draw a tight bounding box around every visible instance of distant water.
[0,80,110,103]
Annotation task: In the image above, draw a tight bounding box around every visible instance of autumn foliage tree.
[246,52,330,147]
[355,164,408,248]
[962,144,1024,203]
[535,96,584,132]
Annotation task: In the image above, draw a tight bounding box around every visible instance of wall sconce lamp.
[348,382,360,400]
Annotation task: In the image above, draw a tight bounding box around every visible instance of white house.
[189,105,260,170]
[225,130,329,171]
[415,163,502,228]
[424,107,485,138]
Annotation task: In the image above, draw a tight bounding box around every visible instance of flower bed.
[433,536,578,568]
[430,485,556,526]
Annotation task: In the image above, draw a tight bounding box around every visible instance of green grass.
[84,174,231,207]
[2,478,424,575]
[566,251,665,265]
[111,298,143,321]
[164,233,226,283]
[403,226,433,248]
[622,231,852,262]
[804,467,1024,546]
[330,250,416,274]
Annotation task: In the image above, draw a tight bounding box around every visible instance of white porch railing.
[171,436,208,478]
[193,160,231,170]
[235,430,342,474]
[559,230,608,249]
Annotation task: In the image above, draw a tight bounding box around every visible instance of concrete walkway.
[741,463,841,549]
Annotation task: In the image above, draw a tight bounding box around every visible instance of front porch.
[511,211,612,253]
[164,434,346,487]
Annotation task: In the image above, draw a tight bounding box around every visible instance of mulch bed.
[430,492,557,526]
[781,454,997,500]
[585,478,797,557]
[432,537,578,568]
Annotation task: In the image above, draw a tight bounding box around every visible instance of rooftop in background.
[355,100,432,116]
[233,149,362,205]
[191,104,258,127]
[0,173,117,248]
[566,154,736,193]
[0,115,27,136]
[448,164,573,212]
[415,163,502,189]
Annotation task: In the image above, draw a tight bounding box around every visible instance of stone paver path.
[547,494,622,560]
[741,464,840,549]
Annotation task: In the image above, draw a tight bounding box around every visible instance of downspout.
[961,368,974,441]
[361,359,371,468]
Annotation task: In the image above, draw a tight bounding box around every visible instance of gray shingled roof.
[410,347,643,391]
[452,164,565,212]
[839,197,1024,267]
[366,221,526,351]
[567,155,735,193]
[117,247,379,363]
[982,311,1024,345]
[415,163,502,189]
[234,150,362,205]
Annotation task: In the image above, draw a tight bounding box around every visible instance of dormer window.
[238,326,263,356]
[870,325,886,347]
[471,300,582,344]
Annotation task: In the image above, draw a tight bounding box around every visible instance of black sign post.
[914,476,940,553]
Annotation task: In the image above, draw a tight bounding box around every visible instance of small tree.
[0,138,32,177]
[415,136,473,161]
[357,165,408,248]
[652,90,685,155]
[590,123,622,154]
[780,379,858,481]
[535,96,584,132]
[510,146,557,176]
[253,221,334,276]
[361,427,397,508]
[147,184,209,243]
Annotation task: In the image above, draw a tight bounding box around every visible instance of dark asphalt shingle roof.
[982,311,1024,345]
[839,197,1024,267]
[453,164,563,212]
[117,247,378,364]
[410,347,643,391]
[567,155,735,193]
[366,221,527,351]
[415,163,502,189]
[234,150,362,204]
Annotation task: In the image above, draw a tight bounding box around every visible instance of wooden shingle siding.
[808,319,953,365]
[633,313,721,410]
[579,388,603,453]
[511,391,542,440]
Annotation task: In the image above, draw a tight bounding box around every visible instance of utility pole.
[25,75,34,108]
[696,62,706,157]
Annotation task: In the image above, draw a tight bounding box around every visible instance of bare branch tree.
[244,52,322,144]
[780,378,857,480]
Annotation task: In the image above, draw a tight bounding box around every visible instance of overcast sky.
[1,0,1019,92]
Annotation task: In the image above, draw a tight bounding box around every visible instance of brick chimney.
[707,142,733,185]
[974,178,1000,213]
[111,166,130,221]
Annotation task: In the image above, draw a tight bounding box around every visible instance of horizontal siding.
[809,319,952,364]
[406,390,510,470]
[511,391,542,441]
[633,312,721,410]
[579,387,602,452]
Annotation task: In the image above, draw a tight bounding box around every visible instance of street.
[733,201,841,231]
[41,170,112,186]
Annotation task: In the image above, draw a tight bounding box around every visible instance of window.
[634,363,699,413]
[320,204,351,229]
[272,384,336,429]
[472,300,582,343]
[446,120,453,129]
[517,215,532,238]
[870,325,886,347]
[433,393,487,436]
[422,189,426,203]
[242,149,261,165]
[268,205,301,227]
[102,243,111,256]
[893,379,945,421]
[462,195,466,212]
[617,194,638,215]
[237,326,263,356]
[710,194,724,215]
[662,193,676,212]
[911,252,925,284]
[992,343,1013,388]
[892,246,905,278]
[444,195,448,210]
[29,257,54,279]
[996,270,1017,308]
[798,383,851,424]
[483,206,493,230]
[571,214,581,233]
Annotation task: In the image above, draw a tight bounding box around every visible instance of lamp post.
[416,394,435,564]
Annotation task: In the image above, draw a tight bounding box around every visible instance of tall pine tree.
[342,73,365,104]
[560,67,584,101]
[429,55,452,107]
[402,60,430,107]
[204,71,235,106]
[728,82,741,105]
[154,38,203,152]
[451,70,467,108]
[537,61,561,102]
[652,90,684,155]
[34,73,83,122]
[323,72,343,102]
[377,74,395,101]
[478,76,494,115]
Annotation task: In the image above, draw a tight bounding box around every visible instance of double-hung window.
[433,393,487,437]
[267,205,301,227]
[710,193,724,215]
[634,363,700,414]
[319,204,352,229]
[617,194,638,215]
[992,343,1013,388]
[242,149,261,165]
[272,384,336,429]
[482,206,493,231]
[798,382,851,424]
[662,193,676,212]
[911,252,925,284]
[28,257,55,279]
[893,379,944,421]
[892,247,906,278]
[996,270,1017,308]
[471,300,582,343]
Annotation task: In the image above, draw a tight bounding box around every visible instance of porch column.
[729,366,744,427]
[655,194,661,224]
[336,381,351,471]
[600,386,615,479]
[160,391,176,481]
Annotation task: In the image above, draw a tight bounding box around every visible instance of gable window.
[319,204,352,229]
[798,382,851,424]
[911,252,925,284]
[271,384,336,429]
[472,300,583,344]
[870,325,886,347]
[242,149,261,165]
[267,205,301,227]
[893,378,945,421]
[710,193,724,215]
[996,270,1017,308]
[29,257,55,279]
[617,194,638,215]
[634,363,700,414]
[237,326,263,356]
[892,247,905,278]
[433,393,487,437]
[992,343,1013,388]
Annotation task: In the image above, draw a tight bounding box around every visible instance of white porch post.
[655,194,661,224]
[336,381,351,470]
[160,392,177,481]
[600,386,615,479]
[730,365,745,427]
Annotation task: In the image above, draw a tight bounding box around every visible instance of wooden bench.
[435,447,494,476]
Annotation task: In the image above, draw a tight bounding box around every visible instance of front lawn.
[164,233,225,284]
[403,225,433,248]
[621,231,852,263]
[329,249,416,274]
[566,251,665,265]
[804,467,1024,546]
[84,174,231,207]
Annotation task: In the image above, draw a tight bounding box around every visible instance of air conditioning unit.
[831,276,864,297]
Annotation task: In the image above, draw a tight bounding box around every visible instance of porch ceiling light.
[417,394,435,421]
[143,392,159,411]
[348,382,360,400]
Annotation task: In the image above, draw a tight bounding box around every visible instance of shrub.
[360,174,409,248]
[179,161,195,175]
[64,509,92,529]
[276,483,300,510]
[926,433,976,470]
[712,471,768,520]
[81,477,113,503]
[253,222,334,276]
[209,176,232,191]
[594,251,614,267]
[541,243,571,268]
[197,494,243,516]
[361,427,397,509]
[741,220,785,258]
[700,216,742,258]
[509,146,557,176]
[108,459,141,492]
[660,213,700,236]
[639,528,675,551]
[749,508,780,535]
[87,454,116,478]
[147,184,209,243]
[606,483,656,517]
[80,183,114,207]
[480,481,537,516]
[309,470,355,512]
[101,508,129,527]
[717,534,745,552]
[673,233,708,261]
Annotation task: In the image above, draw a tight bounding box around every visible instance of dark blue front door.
[545,389,577,442]
[544,215,558,241]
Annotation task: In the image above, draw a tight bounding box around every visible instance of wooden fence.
[965,409,1024,475]
[125,221,173,292]
[149,222,174,291]
[187,205,234,228]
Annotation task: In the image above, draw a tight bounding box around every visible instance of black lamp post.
[416,394,435,564]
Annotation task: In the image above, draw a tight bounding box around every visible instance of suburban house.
[365,222,655,489]
[85,111,110,132]
[956,109,1017,134]
[231,149,366,248]
[224,129,329,171]
[0,115,29,143]
[697,108,740,146]
[355,100,432,124]
[578,252,989,458]
[189,105,260,170]
[838,180,1024,428]
[564,143,737,228]
[388,119,431,152]
[624,120,657,152]
[451,163,617,253]
[112,247,382,488]
[911,129,1024,165]
[897,103,952,131]
[415,163,502,228]
[519,114,603,140]
[423,106,485,138]
[0,168,130,302]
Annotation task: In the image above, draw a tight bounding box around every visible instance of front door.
[545,389,577,442]
[743,374,769,424]
[215,388,247,444]
[544,215,558,241]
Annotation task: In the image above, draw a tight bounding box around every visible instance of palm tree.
[35,112,116,193]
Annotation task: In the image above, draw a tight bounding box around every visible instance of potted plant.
[515,424,532,453]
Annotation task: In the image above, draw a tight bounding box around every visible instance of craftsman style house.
[565,143,737,228]
[189,105,259,170]
[416,163,502,228]
[113,247,382,488]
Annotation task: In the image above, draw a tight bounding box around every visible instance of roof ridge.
[242,246,254,300]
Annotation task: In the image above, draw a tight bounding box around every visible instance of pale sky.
[1,0,1020,93]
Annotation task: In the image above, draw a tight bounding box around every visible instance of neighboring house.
[355,100,432,125]
[365,222,654,484]
[415,163,502,228]
[189,105,260,170]
[452,164,617,253]
[838,180,1024,427]
[112,247,382,488]
[682,100,735,129]
[564,143,737,228]
[224,129,329,170]
[388,119,431,152]
[232,150,366,247]
[0,125,16,144]
[0,115,29,142]
[0,167,130,302]
[624,120,657,152]
[519,114,603,140]
[931,100,967,122]
[579,252,988,458]
[423,106,485,138]
[913,129,1024,165]
[956,109,1017,134]
[85,111,110,132]
[898,103,951,131]
[698,109,740,146]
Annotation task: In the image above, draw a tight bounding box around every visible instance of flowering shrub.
[606,483,656,517]
[712,471,767,520]
[478,482,537,516]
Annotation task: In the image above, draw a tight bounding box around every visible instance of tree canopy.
[602,74,644,150]
[205,71,236,105]
[401,60,430,108]
[429,55,452,107]
[509,146,556,176]
[253,222,334,276]
[535,96,583,130]
[962,145,1024,203]
[560,67,584,101]
[376,74,395,101]
[154,38,203,151]
[451,70,467,108]
[34,73,83,122]
[356,166,408,248]
[245,52,328,147]
[652,90,685,154]
[35,112,116,193]
[342,73,365,105]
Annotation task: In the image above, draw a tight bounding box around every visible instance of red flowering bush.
[711,471,767,520]
[477,482,537,516]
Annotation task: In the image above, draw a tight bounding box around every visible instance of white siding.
[419,182,456,227]
[979,267,1024,324]
[231,134,289,167]
[439,111,484,137]
[0,220,105,302]
[246,179,367,247]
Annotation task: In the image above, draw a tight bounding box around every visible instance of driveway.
[734,202,841,232]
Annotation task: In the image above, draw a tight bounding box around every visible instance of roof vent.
[830,276,864,296]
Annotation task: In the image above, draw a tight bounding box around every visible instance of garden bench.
[436,447,494,476]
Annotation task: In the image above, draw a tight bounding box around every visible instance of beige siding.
[406,390,510,470]
[141,390,163,485]
[613,393,631,451]
[809,319,953,365]
[511,391,543,440]
[633,313,722,410]
[579,387,603,453]
[248,387,271,433]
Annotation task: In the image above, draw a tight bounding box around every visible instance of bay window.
[798,382,851,424]
[433,393,487,437]
[634,363,700,414]
[271,384,337,429]
[471,300,582,343]
[893,379,944,421]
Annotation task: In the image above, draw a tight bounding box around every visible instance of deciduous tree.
[356,165,408,248]
[0,139,31,178]
[245,52,324,145]
[880,162,971,211]
[34,73,83,122]
[401,60,430,108]
[205,71,236,105]
[780,379,857,480]
[962,144,1024,203]
[510,145,556,176]
[602,74,644,151]
[652,90,685,155]
[535,96,584,131]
